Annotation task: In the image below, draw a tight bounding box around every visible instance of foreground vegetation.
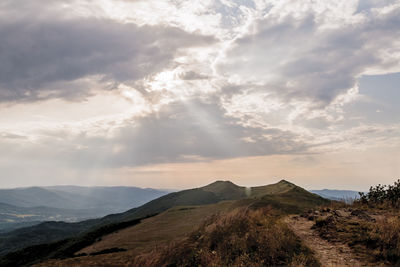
[358,179,400,208]
[313,208,400,265]
[309,179,400,266]
[133,208,320,267]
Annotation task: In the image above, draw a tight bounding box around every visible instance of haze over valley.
[0,186,169,232]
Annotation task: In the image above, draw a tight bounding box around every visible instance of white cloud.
[216,0,400,136]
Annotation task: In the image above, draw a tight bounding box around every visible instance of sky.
[0,0,399,191]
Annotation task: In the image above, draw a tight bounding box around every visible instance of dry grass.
[371,216,400,263]
[312,205,400,265]
[132,208,319,267]
[33,202,236,266]
[78,201,235,256]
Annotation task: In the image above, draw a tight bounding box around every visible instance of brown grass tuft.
[372,216,400,263]
[132,208,319,267]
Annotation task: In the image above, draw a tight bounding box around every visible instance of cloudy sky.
[0,0,399,190]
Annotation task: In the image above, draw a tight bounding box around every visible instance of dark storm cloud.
[0,1,214,102]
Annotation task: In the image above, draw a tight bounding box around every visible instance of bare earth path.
[284,215,369,267]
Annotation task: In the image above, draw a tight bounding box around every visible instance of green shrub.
[357,179,400,208]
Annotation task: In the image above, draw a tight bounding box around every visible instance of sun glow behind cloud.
[0,0,399,189]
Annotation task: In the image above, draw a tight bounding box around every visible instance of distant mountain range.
[0,186,169,232]
[310,189,361,201]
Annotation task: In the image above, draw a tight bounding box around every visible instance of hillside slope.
[0,181,242,257]
[74,181,327,259]
[112,179,325,222]
[252,184,330,213]
[0,180,330,267]
[37,207,320,267]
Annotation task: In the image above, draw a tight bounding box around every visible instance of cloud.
[0,0,399,187]
[0,98,310,171]
[217,1,400,125]
[1,99,398,188]
[0,1,214,103]
[65,99,309,168]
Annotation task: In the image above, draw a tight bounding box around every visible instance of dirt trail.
[284,215,369,267]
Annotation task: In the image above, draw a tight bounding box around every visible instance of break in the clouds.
[0,0,399,189]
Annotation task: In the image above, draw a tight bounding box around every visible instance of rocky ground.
[286,207,391,266]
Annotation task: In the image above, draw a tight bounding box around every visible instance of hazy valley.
[0,186,169,232]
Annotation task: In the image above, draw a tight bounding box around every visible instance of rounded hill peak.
[201,180,245,200]
[277,179,295,185]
